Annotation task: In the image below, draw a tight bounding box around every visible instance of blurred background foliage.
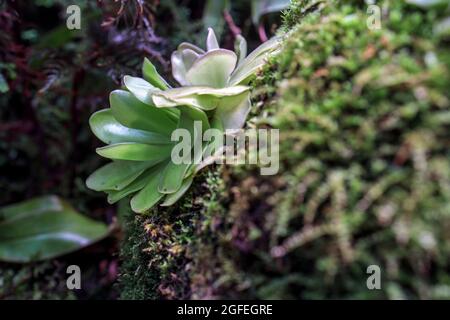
[4,0,448,301]
[0,0,287,299]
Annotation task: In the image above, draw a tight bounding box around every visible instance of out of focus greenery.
[0,196,108,263]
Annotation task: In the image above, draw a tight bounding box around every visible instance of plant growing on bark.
[87,29,281,213]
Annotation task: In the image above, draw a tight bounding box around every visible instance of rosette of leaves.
[87,28,281,213]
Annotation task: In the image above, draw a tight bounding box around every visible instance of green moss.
[118,211,162,300]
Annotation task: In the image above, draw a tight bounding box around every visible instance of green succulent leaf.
[235,35,248,66]
[123,75,159,105]
[186,49,237,88]
[213,90,251,130]
[161,176,194,206]
[153,91,218,110]
[171,52,188,86]
[178,42,205,55]
[106,167,158,204]
[158,160,191,194]
[130,163,167,213]
[229,54,268,85]
[142,58,171,90]
[171,49,196,86]
[110,90,178,135]
[0,196,108,263]
[89,109,171,145]
[206,27,220,51]
[179,105,211,136]
[96,143,173,162]
[245,35,282,62]
[230,36,281,85]
[86,160,155,192]
[182,49,201,71]
[158,107,208,194]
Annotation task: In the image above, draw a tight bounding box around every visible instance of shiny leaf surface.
[0,196,108,263]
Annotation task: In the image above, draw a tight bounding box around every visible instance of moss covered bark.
[119,0,450,299]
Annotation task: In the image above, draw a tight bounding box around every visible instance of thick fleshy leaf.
[235,35,248,66]
[96,143,173,161]
[106,166,159,204]
[130,163,166,213]
[171,51,189,86]
[184,143,213,178]
[186,49,237,88]
[158,108,207,193]
[154,86,249,100]
[229,36,281,85]
[206,27,220,51]
[123,76,159,105]
[171,48,202,86]
[142,58,170,90]
[181,49,200,71]
[229,54,267,86]
[89,109,171,145]
[246,35,282,62]
[171,51,188,86]
[178,106,211,136]
[161,176,194,206]
[110,90,178,135]
[153,86,249,111]
[86,160,155,191]
[178,42,205,55]
[213,91,251,130]
[0,196,108,263]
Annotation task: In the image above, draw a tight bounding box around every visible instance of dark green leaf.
[89,109,171,145]
[213,91,251,130]
[106,168,157,204]
[130,163,167,213]
[96,143,173,161]
[123,75,159,105]
[161,176,194,206]
[0,196,108,263]
[142,58,171,90]
[86,160,156,191]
